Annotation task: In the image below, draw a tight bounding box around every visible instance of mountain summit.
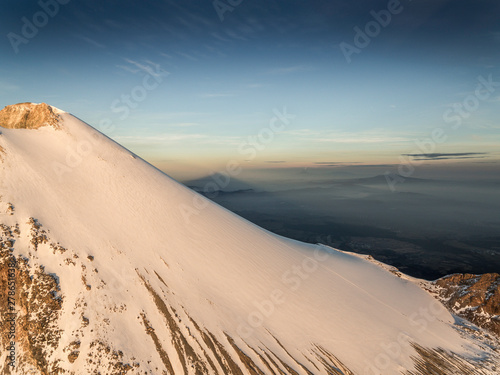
[0,104,499,374]
[0,102,61,130]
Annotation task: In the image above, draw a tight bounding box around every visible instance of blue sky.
[1,0,499,179]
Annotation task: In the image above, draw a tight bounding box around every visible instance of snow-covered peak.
[0,102,63,130]
[0,105,499,374]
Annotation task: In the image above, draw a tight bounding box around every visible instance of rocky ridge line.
[0,103,61,130]
[433,273,500,337]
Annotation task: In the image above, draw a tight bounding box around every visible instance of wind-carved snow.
[0,103,499,374]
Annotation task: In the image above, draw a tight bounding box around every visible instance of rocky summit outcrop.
[434,273,500,337]
[0,102,61,130]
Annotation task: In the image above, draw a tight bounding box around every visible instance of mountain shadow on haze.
[183,173,500,280]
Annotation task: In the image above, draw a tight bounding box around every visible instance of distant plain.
[182,165,500,280]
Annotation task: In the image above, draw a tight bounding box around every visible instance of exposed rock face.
[0,103,61,130]
[434,273,500,337]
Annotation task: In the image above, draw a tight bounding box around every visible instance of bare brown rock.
[0,218,140,374]
[434,273,500,337]
[68,351,80,364]
[0,102,61,130]
[0,232,63,373]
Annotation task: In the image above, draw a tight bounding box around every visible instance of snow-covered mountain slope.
[0,103,499,374]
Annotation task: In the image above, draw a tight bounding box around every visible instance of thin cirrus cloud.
[166,122,198,127]
[284,129,411,144]
[403,152,489,161]
[200,93,235,98]
[267,65,310,75]
[114,134,241,146]
[312,162,365,167]
[246,83,265,89]
[114,134,207,144]
[176,51,199,62]
[0,82,19,91]
[116,59,169,78]
[314,162,362,165]
[315,136,408,144]
[75,35,106,49]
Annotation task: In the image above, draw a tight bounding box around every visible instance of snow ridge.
[0,104,499,374]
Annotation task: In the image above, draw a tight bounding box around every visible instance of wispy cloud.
[314,162,362,165]
[283,128,412,144]
[268,65,309,75]
[246,83,265,89]
[116,64,138,74]
[316,136,408,143]
[176,51,198,61]
[312,162,364,167]
[352,164,398,168]
[166,122,198,127]
[114,133,241,146]
[117,59,169,78]
[211,32,231,43]
[282,128,315,136]
[136,112,214,123]
[224,29,248,41]
[115,134,207,144]
[103,19,124,30]
[462,122,500,130]
[403,152,489,161]
[200,93,235,98]
[0,82,19,91]
[76,35,106,49]
[306,162,397,168]
[265,160,287,163]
